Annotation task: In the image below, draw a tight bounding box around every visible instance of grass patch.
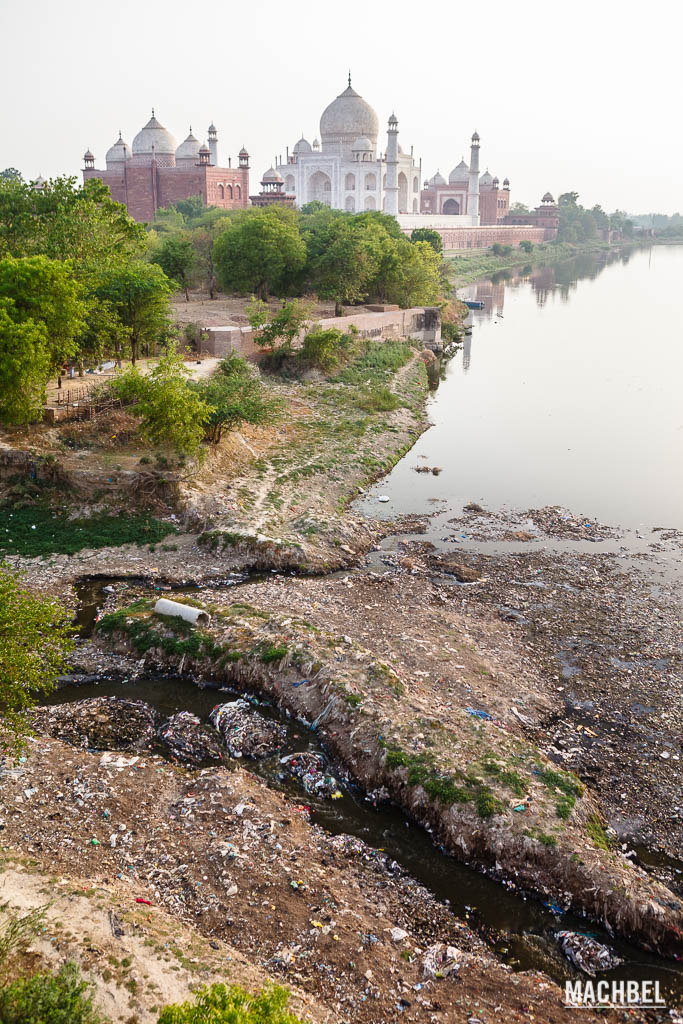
[257,644,288,664]
[536,766,584,798]
[0,506,176,557]
[356,386,401,413]
[482,759,526,797]
[586,813,612,851]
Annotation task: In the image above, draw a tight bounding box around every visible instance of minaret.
[385,113,399,217]
[208,123,218,166]
[468,131,480,223]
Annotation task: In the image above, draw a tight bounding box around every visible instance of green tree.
[519,239,534,253]
[410,228,443,253]
[213,210,306,299]
[111,350,209,457]
[152,234,196,301]
[96,261,172,364]
[246,298,312,354]
[191,225,218,298]
[194,355,281,444]
[174,195,206,221]
[0,565,74,754]
[0,169,21,182]
[382,238,442,308]
[308,219,380,315]
[0,256,86,423]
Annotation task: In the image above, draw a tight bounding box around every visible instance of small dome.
[199,142,210,154]
[542,191,554,203]
[262,167,283,182]
[503,177,510,187]
[83,149,94,160]
[312,138,320,150]
[132,111,176,158]
[429,170,446,186]
[208,122,217,133]
[320,80,379,149]
[175,130,201,162]
[448,158,469,183]
[293,136,311,154]
[239,145,249,157]
[105,133,132,165]
[492,176,499,186]
[351,136,373,151]
[33,175,46,190]
[479,169,494,187]
[471,130,480,141]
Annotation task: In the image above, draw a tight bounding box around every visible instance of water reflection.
[458,246,638,313]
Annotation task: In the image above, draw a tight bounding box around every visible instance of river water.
[356,245,683,534]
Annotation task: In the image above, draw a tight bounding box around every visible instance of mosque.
[82,111,250,222]
[272,77,556,247]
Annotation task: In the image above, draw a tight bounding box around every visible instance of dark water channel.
[53,580,682,1001]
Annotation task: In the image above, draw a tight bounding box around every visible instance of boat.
[463,300,485,310]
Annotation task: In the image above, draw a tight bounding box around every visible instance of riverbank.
[446,240,639,287]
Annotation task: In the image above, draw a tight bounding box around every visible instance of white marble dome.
[175,130,201,163]
[105,134,132,166]
[262,167,283,182]
[351,136,373,151]
[479,169,494,187]
[320,82,379,150]
[429,170,446,186]
[448,159,469,184]
[293,137,312,154]
[132,112,177,164]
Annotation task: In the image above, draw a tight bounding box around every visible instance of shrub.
[0,962,102,1024]
[157,981,306,1023]
[299,327,344,372]
[519,240,534,253]
[357,386,400,413]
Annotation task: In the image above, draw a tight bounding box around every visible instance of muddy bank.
[0,735,638,1024]
[85,593,682,963]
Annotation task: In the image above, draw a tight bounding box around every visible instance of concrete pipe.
[154,598,211,627]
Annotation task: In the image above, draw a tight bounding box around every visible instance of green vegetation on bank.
[0,565,73,753]
[0,506,176,557]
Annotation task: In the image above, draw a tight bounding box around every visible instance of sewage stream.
[50,578,683,1002]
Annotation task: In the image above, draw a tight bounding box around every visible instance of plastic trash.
[465,707,493,721]
[210,700,285,759]
[556,931,623,976]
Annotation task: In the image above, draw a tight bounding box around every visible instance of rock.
[210,700,285,759]
[427,554,481,583]
[556,930,623,976]
[279,752,342,799]
[158,711,224,765]
[32,697,158,751]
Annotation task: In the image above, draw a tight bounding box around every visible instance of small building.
[82,111,250,222]
[505,192,560,240]
[420,140,510,225]
[250,167,296,208]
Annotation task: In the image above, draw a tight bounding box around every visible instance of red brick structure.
[505,193,560,241]
[250,167,296,208]
[82,112,250,223]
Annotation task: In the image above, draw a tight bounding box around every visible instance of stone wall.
[204,305,442,359]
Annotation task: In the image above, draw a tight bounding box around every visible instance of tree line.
[0,175,445,426]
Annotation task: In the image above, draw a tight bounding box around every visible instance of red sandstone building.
[249,167,296,208]
[82,111,250,222]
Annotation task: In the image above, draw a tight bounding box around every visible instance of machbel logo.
[565,979,666,1008]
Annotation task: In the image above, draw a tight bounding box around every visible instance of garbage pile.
[32,697,158,751]
[279,751,343,800]
[421,941,470,978]
[157,711,224,765]
[210,700,285,759]
[556,931,623,976]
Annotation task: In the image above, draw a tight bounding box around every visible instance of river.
[356,245,683,536]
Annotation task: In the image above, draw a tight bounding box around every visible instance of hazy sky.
[1,0,680,215]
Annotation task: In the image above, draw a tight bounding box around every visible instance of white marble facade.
[276,78,422,215]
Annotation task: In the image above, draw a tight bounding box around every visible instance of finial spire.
[348,70,351,87]
[151,107,155,117]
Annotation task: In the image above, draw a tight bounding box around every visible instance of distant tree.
[111,350,209,457]
[0,168,21,182]
[194,355,281,444]
[0,255,86,423]
[246,298,312,354]
[509,201,530,215]
[152,234,195,301]
[96,261,172,364]
[410,228,443,253]
[0,565,74,755]
[558,192,580,207]
[213,210,306,299]
[519,239,534,253]
[174,195,206,221]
